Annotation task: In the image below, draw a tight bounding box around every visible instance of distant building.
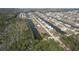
[75,23,79,26]
[17,12,26,19]
[64,24,71,28]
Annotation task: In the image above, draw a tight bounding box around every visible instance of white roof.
[60,27,67,31]
[64,24,71,27]
[75,23,79,26]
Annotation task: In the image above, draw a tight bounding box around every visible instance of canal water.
[27,18,42,39]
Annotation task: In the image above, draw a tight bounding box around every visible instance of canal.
[27,18,42,39]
